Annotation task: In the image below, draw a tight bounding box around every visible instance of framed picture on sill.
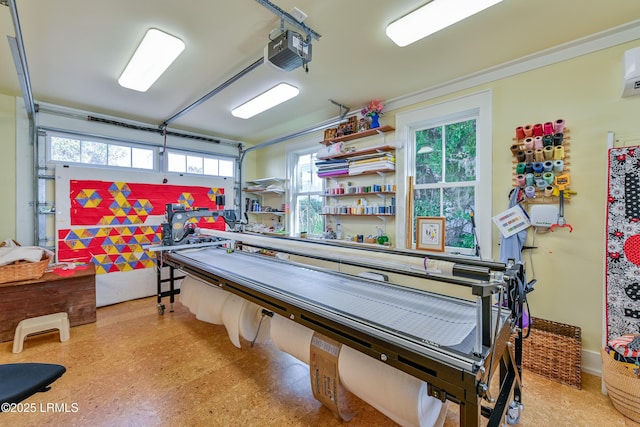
[416,217,445,252]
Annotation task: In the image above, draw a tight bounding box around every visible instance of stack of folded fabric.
[316,142,345,160]
[316,158,349,177]
[348,152,395,175]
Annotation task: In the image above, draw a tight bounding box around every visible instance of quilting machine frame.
[162,236,526,427]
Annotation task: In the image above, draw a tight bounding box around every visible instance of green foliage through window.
[414,119,477,250]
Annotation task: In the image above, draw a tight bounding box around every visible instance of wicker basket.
[515,317,582,388]
[0,254,50,284]
[601,348,640,422]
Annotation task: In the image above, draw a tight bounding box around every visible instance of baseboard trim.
[582,348,602,377]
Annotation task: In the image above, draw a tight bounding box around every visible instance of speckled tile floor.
[0,296,638,427]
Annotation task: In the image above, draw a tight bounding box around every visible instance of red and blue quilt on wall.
[58,180,226,274]
[606,146,640,341]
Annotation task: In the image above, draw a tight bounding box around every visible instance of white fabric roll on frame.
[270,314,314,365]
[339,345,448,427]
[269,313,447,427]
[180,275,271,348]
[180,276,230,324]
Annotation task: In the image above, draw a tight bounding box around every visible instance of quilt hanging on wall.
[58,180,225,274]
[606,146,640,341]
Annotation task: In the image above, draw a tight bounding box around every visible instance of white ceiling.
[1,1,640,145]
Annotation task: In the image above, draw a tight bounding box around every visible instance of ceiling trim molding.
[386,19,640,112]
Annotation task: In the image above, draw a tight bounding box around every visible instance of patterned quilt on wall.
[58,180,226,274]
[606,146,640,341]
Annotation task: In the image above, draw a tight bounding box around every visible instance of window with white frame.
[398,91,492,255]
[48,134,155,170]
[288,149,323,236]
[166,150,235,177]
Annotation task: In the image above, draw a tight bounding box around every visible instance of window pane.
[415,127,443,184]
[297,154,313,192]
[413,188,441,217]
[51,137,81,162]
[186,155,203,174]
[296,195,323,236]
[203,158,219,176]
[108,145,131,167]
[168,153,186,172]
[81,141,107,165]
[219,160,234,177]
[309,153,322,192]
[445,120,476,183]
[443,186,475,249]
[132,147,153,169]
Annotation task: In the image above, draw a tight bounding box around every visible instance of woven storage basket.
[516,317,582,388]
[0,254,50,284]
[601,349,640,422]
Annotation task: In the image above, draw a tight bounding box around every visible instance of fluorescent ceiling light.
[386,0,504,47]
[231,83,300,119]
[118,28,185,92]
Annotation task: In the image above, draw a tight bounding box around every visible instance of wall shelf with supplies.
[319,125,394,146]
[242,177,288,233]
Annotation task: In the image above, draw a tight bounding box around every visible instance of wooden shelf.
[319,125,395,146]
[247,211,286,216]
[321,191,395,198]
[320,144,395,160]
[319,168,395,178]
[320,213,395,217]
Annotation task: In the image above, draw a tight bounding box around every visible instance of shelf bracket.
[329,99,350,120]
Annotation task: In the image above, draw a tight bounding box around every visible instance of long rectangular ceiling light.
[231,83,299,119]
[118,28,185,92]
[386,0,504,47]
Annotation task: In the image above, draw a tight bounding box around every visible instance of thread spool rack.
[511,127,572,205]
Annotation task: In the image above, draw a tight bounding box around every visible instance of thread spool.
[543,122,554,135]
[515,126,525,139]
[525,150,534,163]
[516,151,526,162]
[533,123,543,137]
[524,163,533,173]
[543,146,554,160]
[553,145,565,160]
[533,162,544,173]
[510,144,520,155]
[516,174,526,187]
[515,163,526,174]
[553,160,564,172]
[534,149,544,162]
[543,172,554,185]
[525,173,534,186]
[523,137,534,150]
[543,161,554,172]
[524,186,536,198]
[523,124,533,137]
[542,135,554,147]
[536,178,547,190]
[553,133,564,145]
[544,186,554,197]
[533,136,543,149]
[554,119,565,133]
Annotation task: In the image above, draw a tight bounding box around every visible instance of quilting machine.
[146,204,240,314]
[162,230,530,427]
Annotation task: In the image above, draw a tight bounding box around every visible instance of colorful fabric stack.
[316,158,349,177]
[348,152,395,175]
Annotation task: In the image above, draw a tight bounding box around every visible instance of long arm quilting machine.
[162,230,526,427]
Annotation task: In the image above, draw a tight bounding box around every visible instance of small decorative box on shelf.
[320,125,394,146]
